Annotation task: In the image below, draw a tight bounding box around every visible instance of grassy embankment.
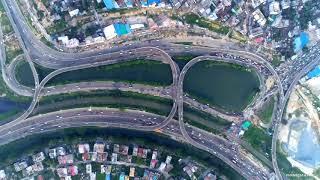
[34,90,231,136]
[257,96,275,124]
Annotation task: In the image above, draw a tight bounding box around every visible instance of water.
[184,61,260,113]
[16,60,173,87]
[0,98,26,113]
[293,122,320,168]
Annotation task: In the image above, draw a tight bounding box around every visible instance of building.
[66,38,79,48]
[13,161,28,172]
[165,156,172,164]
[158,162,166,171]
[294,32,309,52]
[241,121,252,130]
[103,25,117,40]
[151,151,157,160]
[249,27,264,39]
[251,0,266,8]
[57,168,68,178]
[281,0,290,9]
[269,1,281,15]
[113,144,120,153]
[93,142,105,153]
[252,9,266,27]
[101,165,112,174]
[150,159,158,168]
[91,152,107,162]
[32,152,45,163]
[119,145,129,155]
[183,164,198,179]
[103,0,117,9]
[129,167,135,177]
[114,23,132,36]
[86,164,92,174]
[0,170,6,180]
[57,36,69,45]
[78,144,90,154]
[68,166,78,176]
[68,9,79,18]
[58,154,74,165]
[111,153,118,162]
[204,172,217,180]
[49,148,57,159]
[130,24,145,30]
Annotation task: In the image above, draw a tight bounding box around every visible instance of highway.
[270,43,320,180]
[0,107,268,179]
[177,56,270,179]
[1,0,305,178]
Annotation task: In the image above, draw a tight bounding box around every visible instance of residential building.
[252,9,266,27]
[13,161,28,172]
[0,170,6,180]
[32,152,45,163]
[58,154,74,165]
[78,144,90,154]
[93,142,105,153]
[129,167,135,177]
[269,1,281,15]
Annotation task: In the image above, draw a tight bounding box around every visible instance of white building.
[66,38,79,48]
[252,9,267,27]
[0,170,6,180]
[251,0,266,8]
[130,24,145,30]
[69,9,79,18]
[103,25,117,40]
[269,1,281,15]
[58,36,69,45]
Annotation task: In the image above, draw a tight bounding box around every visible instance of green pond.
[15,60,173,87]
[184,61,260,113]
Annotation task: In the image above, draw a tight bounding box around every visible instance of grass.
[173,42,193,45]
[34,90,173,117]
[46,19,68,34]
[184,13,230,35]
[313,168,320,178]
[5,46,23,64]
[0,1,14,35]
[243,126,272,156]
[14,59,35,87]
[271,55,283,67]
[172,55,197,69]
[34,90,231,136]
[0,69,31,102]
[257,96,275,124]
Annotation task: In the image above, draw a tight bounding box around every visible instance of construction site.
[278,74,320,178]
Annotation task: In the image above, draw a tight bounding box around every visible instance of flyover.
[0,107,268,179]
[0,0,281,178]
[0,46,180,137]
[177,55,270,180]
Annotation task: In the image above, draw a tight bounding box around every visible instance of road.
[177,56,270,179]
[0,0,301,178]
[0,107,268,179]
